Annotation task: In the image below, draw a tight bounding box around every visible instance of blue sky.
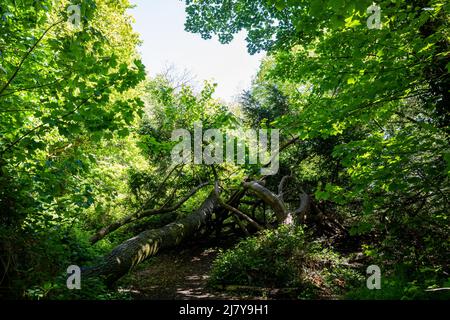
[128,0,265,102]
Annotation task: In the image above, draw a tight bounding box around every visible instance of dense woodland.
[0,0,449,300]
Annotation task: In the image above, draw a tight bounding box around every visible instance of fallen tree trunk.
[90,182,210,244]
[83,192,220,284]
[81,139,308,284]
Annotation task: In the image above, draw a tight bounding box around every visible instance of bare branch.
[243,181,288,224]
[293,191,311,219]
[425,288,450,292]
[278,175,292,202]
[90,181,210,244]
[214,181,263,231]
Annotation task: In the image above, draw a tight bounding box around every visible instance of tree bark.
[83,192,219,284]
[81,139,306,284]
[243,181,311,225]
[243,181,288,223]
[214,181,264,231]
[90,182,210,244]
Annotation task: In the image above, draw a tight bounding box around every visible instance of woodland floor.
[119,236,265,300]
[118,234,348,300]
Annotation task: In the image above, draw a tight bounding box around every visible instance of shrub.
[209,225,363,298]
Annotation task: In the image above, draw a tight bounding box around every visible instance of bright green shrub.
[209,225,363,298]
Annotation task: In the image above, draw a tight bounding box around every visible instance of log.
[90,182,210,244]
[243,181,288,223]
[83,192,219,284]
[80,138,305,284]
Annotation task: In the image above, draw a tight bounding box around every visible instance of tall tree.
[184,0,449,267]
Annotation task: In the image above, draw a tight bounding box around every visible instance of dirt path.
[118,237,347,300]
[120,238,260,300]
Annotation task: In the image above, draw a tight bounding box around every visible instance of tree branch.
[1,82,115,156]
[90,181,210,244]
[213,181,264,232]
[278,175,292,202]
[0,19,64,96]
[243,181,288,224]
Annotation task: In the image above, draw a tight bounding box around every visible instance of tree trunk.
[90,182,210,244]
[243,181,288,223]
[83,192,219,284]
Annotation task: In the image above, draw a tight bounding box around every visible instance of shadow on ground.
[119,237,263,300]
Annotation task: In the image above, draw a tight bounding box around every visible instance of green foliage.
[26,276,132,301]
[0,0,147,298]
[210,226,308,288]
[209,226,363,297]
[240,82,290,128]
[0,222,105,298]
[185,0,449,293]
[0,0,448,301]
[347,266,450,300]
